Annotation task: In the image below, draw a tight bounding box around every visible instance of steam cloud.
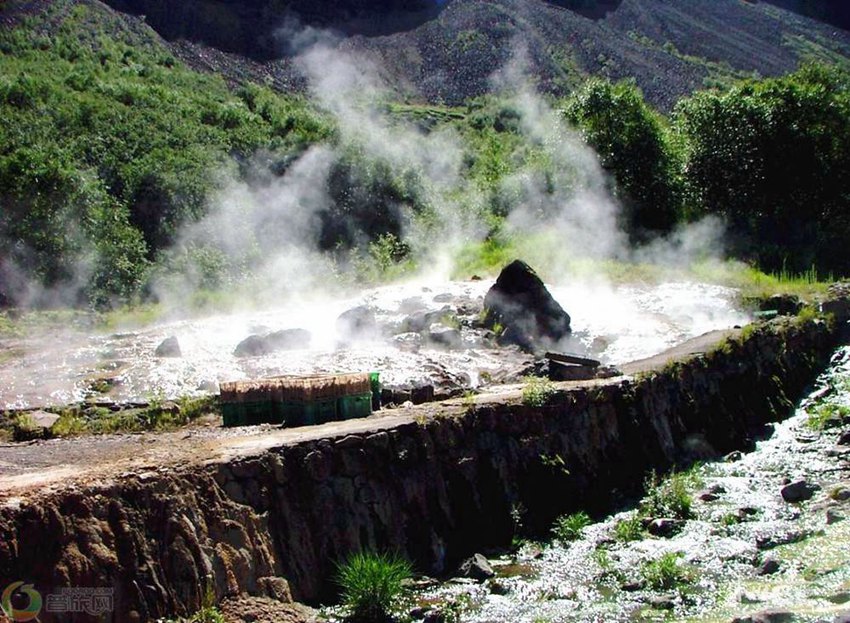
[111,21,733,312]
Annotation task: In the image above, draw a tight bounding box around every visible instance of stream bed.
[398,347,850,623]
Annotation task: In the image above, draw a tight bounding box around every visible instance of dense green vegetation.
[0,3,329,307]
[675,64,850,273]
[563,78,683,239]
[551,511,592,542]
[1,2,850,310]
[0,395,218,441]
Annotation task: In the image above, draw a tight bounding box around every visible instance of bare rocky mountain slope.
[84,0,850,109]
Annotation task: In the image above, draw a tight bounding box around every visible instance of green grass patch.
[640,469,701,520]
[719,512,741,527]
[97,303,165,330]
[0,314,23,337]
[552,511,592,543]
[806,402,850,431]
[4,395,220,439]
[641,551,695,591]
[336,551,412,622]
[691,260,832,303]
[614,515,645,542]
[522,376,556,408]
[11,413,39,441]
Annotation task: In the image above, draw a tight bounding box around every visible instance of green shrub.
[0,9,331,307]
[51,412,87,437]
[640,470,698,520]
[177,395,219,422]
[11,413,39,441]
[640,552,694,591]
[806,402,850,430]
[614,515,645,542]
[336,551,412,622]
[522,376,556,407]
[720,512,741,527]
[563,78,684,239]
[674,64,850,274]
[552,511,592,542]
[185,607,224,623]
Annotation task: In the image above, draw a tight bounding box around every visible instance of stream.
[405,347,850,623]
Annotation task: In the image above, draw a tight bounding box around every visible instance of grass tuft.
[551,511,592,543]
[640,469,700,520]
[522,376,556,407]
[641,552,694,591]
[806,402,850,431]
[336,551,412,622]
[614,515,645,542]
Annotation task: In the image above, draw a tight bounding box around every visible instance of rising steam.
[152,21,727,313]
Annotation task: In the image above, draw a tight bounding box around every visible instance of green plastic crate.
[280,398,338,427]
[222,400,281,427]
[338,392,373,420]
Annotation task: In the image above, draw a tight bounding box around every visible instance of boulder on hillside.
[426,323,462,349]
[336,306,378,341]
[482,260,571,352]
[234,335,270,358]
[155,336,182,358]
[233,329,312,357]
[458,553,495,581]
[266,329,311,351]
[13,410,60,441]
[781,479,820,503]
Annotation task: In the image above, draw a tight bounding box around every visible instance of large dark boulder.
[266,329,312,350]
[483,260,571,352]
[234,329,312,357]
[336,306,378,341]
[155,336,182,358]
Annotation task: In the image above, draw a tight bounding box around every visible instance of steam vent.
[482,259,572,352]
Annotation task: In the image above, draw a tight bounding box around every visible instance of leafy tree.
[563,79,684,240]
[675,64,850,273]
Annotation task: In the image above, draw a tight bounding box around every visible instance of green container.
[338,392,373,420]
[369,372,382,410]
[222,400,281,427]
[280,398,338,427]
[311,398,340,425]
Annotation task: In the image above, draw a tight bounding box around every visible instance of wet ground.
[0,279,747,409]
[0,329,733,504]
[404,348,850,623]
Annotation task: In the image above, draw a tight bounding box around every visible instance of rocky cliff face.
[100,0,444,60]
[28,0,850,109]
[0,315,843,621]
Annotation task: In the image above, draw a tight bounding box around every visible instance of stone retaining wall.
[0,315,844,622]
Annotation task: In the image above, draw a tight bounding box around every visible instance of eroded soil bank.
[0,308,846,622]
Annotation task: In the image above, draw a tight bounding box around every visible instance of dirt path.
[0,330,738,505]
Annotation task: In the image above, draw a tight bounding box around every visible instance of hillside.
[2,0,850,310]
[86,0,850,110]
[6,0,850,108]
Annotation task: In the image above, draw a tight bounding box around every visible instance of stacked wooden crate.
[220,373,375,427]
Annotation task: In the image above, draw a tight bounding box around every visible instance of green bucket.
[369,371,382,411]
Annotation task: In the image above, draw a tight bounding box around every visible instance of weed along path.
[0,313,845,623]
[0,330,734,503]
[409,348,850,623]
